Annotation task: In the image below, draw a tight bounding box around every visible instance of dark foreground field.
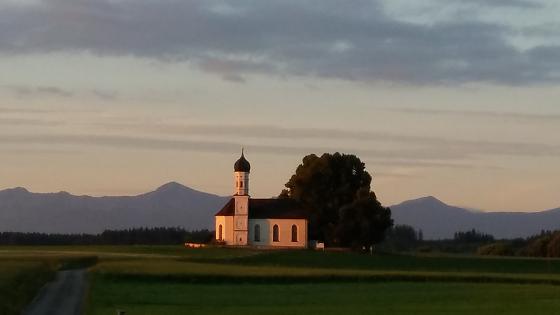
[2,246,560,314]
[89,280,560,315]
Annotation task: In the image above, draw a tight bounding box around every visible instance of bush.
[523,235,551,257]
[476,242,514,256]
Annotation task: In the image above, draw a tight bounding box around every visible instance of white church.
[215,151,308,248]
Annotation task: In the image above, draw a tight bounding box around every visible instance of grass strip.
[0,262,56,315]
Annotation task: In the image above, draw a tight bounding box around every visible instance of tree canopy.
[280,152,392,248]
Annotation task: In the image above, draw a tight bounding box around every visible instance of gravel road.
[23,269,87,315]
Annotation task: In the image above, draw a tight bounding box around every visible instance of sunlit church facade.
[215,151,308,248]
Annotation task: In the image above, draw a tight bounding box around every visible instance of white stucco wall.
[248,219,307,248]
[215,215,234,244]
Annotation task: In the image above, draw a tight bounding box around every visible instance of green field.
[2,246,560,314]
[0,259,56,315]
[88,281,560,315]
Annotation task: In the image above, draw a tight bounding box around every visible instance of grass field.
[0,259,56,315]
[2,246,560,314]
[87,281,560,315]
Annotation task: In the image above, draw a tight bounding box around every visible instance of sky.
[1,0,559,211]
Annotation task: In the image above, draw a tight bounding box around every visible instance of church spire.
[234,149,250,195]
[234,148,251,173]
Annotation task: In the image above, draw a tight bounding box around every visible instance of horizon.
[1,0,560,211]
[2,181,558,213]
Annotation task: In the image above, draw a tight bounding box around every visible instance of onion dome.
[234,149,251,172]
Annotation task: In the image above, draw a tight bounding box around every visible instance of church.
[215,151,308,248]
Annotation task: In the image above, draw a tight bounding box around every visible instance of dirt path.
[23,269,87,315]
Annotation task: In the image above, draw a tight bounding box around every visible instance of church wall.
[248,219,307,248]
[215,215,234,244]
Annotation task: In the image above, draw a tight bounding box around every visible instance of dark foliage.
[547,233,560,257]
[476,242,514,256]
[0,228,213,245]
[379,225,421,252]
[281,152,392,248]
[453,229,494,243]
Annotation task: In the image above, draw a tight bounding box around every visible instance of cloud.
[1,85,73,98]
[0,0,558,85]
[0,118,63,126]
[4,121,560,163]
[222,73,246,83]
[369,159,504,170]
[91,89,118,100]
[0,106,56,113]
[438,0,543,9]
[1,85,121,101]
[389,107,560,123]
[94,121,560,160]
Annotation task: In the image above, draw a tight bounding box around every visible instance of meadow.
[0,259,56,315]
[2,246,560,314]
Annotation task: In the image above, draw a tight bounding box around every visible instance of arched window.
[273,224,279,242]
[218,224,223,240]
[291,225,298,242]
[240,181,243,188]
[254,224,261,242]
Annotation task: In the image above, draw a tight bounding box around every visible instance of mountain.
[2,184,559,239]
[390,196,560,239]
[0,182,229,234]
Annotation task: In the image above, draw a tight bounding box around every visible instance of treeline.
[477,230,560,257]
[0,227,213,245]
[379,225,560,258]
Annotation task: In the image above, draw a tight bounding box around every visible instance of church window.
[291,225,298,242]
[218,225,223,240]
[240,181,243,188]
[273,225,279,242]
[254,224,261,242]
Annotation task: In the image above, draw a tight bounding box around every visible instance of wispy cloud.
[1,85,73,98]
[0,106,57,114]
[94,121,560,159]
[0,118,63,126]
[0,0,558,85]
[2,125,559,164]
[436,0,543,9]
[91,89,119,101]
[389,107,560,122]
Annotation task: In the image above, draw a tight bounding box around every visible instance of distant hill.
[390,196,560,239]
[0,182,229,234]
[2,184,559,239]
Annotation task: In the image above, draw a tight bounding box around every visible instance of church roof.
[234,150,251,172]
[215,198,307,219]
[215,198,235,216]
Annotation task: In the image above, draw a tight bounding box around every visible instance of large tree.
[280,153,392,248]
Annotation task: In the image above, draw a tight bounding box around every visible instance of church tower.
[233,149,250,245]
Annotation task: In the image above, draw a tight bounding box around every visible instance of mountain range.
[391,196,560,239]
[0,182,228,234]
[1,183,559,239]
